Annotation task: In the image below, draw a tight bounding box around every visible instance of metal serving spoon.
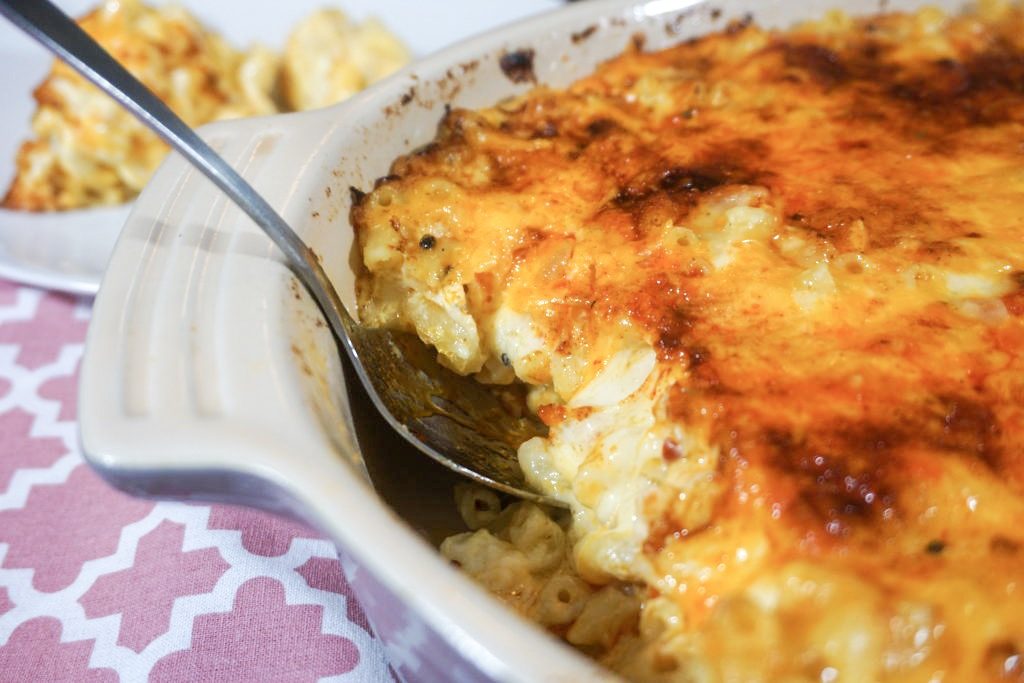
[0,0,555,505]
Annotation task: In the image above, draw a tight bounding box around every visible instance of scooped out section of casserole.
[352,2,1024,681]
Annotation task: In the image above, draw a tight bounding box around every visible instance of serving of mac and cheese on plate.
[3,0,409,211]
[352,2,1024,680]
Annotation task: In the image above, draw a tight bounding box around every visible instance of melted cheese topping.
[354,3,1024,681]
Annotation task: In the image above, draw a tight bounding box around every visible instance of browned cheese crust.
[353,5,1024,681]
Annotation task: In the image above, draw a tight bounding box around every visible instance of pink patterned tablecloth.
[0,279,395,681]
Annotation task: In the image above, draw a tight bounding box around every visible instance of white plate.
[0,0,560,295]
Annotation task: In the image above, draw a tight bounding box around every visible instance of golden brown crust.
[354,4,1024,680]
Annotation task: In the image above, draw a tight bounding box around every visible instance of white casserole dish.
[79,0,965,679]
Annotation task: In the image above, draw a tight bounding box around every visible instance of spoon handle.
[0,0,350,342]
[1,0,556,503]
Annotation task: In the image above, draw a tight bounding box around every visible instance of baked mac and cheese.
[3,0,409,211]
[353,3,1024,681]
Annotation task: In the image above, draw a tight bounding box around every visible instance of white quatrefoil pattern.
[0,280,394,681]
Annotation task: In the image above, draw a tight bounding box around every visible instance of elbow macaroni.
[442,486,639,639]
